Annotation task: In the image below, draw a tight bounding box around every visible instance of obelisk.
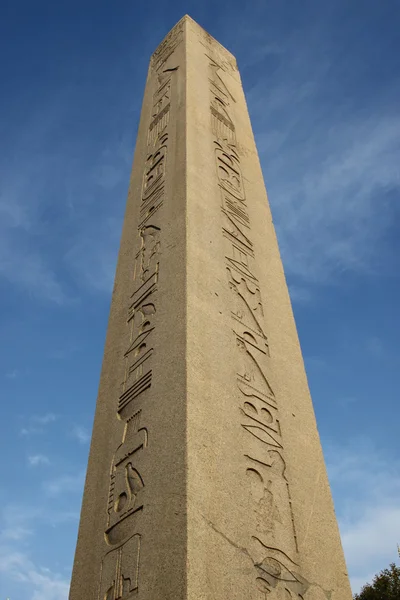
[69,15,352,600]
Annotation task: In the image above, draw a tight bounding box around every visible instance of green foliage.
[354,563,400,600]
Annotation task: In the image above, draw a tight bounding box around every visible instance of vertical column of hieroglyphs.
[197,31,311,600]
[96,21,184,600]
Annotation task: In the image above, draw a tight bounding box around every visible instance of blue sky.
[0,0,399,598]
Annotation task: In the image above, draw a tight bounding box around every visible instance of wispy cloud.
[1,526,34,543]
[273,116,399,283]
[0,548,69,600]
[0,243,68,305]
[0,88,75,305]
[65,216,121,293]
[0,503,79,541]
[70,425,90,444]
[28,454,51,467]
[20,413,58,436]
[5,368,19,379]
[326,437,400,593]
[287,284,313,304]
[0,76,132,303]
[240,14,400,290]
[34,414,57,426]
[0,502,77,598]
[43,472,85,497]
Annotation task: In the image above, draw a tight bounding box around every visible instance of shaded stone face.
[68,15,353,600]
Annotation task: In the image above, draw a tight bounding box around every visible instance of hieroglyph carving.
[148,79,171,147]
[97,61,178,598]
[208,57,236,144]
[99,534,141,600]
[208,53,303,598]
[151,20,184,72]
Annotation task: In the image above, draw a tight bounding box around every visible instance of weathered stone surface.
[69,15,352,600]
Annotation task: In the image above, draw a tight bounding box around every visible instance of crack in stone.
[200,513,254,563]
[200,513,333,600]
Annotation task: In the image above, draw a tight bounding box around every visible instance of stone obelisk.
[69,15,352,600]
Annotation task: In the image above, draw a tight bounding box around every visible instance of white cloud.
[28,454,51,467]
[43,472,85,497]
[287,284,313,304]
[33,414,57,426]
[265,113,400,286]
[0,92,74,305]
[0,503,79,541]
[65,216,121,293]
[325,438,400,593]
[5,369,19,379]
[70,425,90,444]
[0,502,78,598]
[0,549,69,600]
[0,244,67,305]
[20,413,58,436]
[1,526,33,542]
[240,17,400,289]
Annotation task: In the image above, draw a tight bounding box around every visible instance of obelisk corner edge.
[150,14,238,76]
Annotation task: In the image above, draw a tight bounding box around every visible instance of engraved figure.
[113,463,144,515]
[222,209,253,250]
[151,21,183,71]
[99,534,141,600]
[236,337,275,400]
[211,92,236,144]
[208,56,236,103]
[139,225,160,282]
[106,413,147,546]
[215,144,244,199]
[228,268,268,345]
[152,79,171,119]
[206,47,303,594]
[143,134,168,199]
[242,398,280,437]
[251,542,309,599]
[222,189,250,225]
[247,468,281,538]
[148,79,171,147]
[246,453,299,556]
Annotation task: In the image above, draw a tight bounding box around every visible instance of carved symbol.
[143,148,166,199]
[208,55,236,103]
[236,337,275,400]
[211,93,236,144]
[106,413,147,546]
[148,104,170,147]
[98,29,179,596]
[247,453,299,555]
[142,133,167,202]
[227,268,268,347]
[208,53,236,144]
[215,145,244,199]
[99,534,141,600]
[118,372,152,419]
[151,20,183,71]
[243,424,282,449]
[152,79,171,119]
[148,78,172,147]
[251,541,309,599]
[221,189,250,225]
[247,468,282,538]
[139,225,160,282]
[222,209,253,249]
[207,56,302,591]
[242,400,280,437]
[123,282,156,413]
